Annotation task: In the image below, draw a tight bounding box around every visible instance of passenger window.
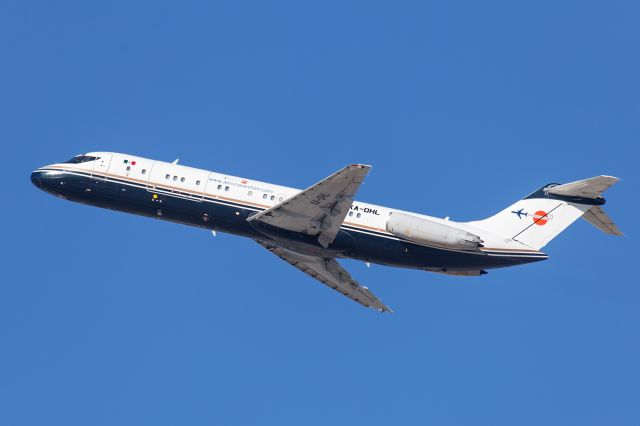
[142,169,146,175]
[180,177,185,183]
[126,166,131,171]
[270,195,275,201]
[278,196,284,202]
[262,194,267,199]
[348,211,353,217]
[165,174,170,179]
[248,190,252,196]
[217,184,222,190]
[173,176,178,181]
[225,186,230,191]
[196,180,200,185]
[356,213,362,218]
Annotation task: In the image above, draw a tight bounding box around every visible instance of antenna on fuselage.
[172,159,179,164]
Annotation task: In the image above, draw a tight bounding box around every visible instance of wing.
[248,164,370,248]
[257,240,392,312]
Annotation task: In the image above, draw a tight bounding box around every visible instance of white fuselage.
[48,152,525,248]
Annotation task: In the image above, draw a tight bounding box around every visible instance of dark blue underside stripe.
[41,168,548,259]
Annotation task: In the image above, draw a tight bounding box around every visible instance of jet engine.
[386,212,483,250]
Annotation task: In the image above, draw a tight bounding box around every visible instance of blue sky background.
[1,1,638,425]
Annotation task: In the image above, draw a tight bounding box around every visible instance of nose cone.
[31,170,44,188]
[31,169,67,197]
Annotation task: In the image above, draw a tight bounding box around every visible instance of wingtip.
[602,175,622,184]
[349,163,372,169]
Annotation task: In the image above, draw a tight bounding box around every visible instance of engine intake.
[386,212,483,250]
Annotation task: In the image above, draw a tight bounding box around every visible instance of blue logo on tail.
[511,208,528,219]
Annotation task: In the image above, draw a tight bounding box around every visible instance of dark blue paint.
[31,168,546,272]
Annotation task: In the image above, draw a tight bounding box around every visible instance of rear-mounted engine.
[386,212,483,250]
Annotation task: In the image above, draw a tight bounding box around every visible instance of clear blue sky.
[1,1,638,425]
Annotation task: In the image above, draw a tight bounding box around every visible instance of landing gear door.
[93,154,112,178]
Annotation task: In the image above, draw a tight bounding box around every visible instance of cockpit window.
[64,155,100,164]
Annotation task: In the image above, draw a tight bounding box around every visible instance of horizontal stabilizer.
[582,206,623,236]
[546,175,619,199]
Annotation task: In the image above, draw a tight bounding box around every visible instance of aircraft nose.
[31,168,66,195]
[31,170,44,188]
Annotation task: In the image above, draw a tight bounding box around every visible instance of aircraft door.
[145,161,157,190]
[93,154,112,177]
[90,154,113,194]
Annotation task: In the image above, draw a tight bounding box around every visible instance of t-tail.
[468,176,623,250]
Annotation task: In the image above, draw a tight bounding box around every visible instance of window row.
[121,166,287,202]
[162,173,202,186]
[125,166,208,188]
[216,185,284,202]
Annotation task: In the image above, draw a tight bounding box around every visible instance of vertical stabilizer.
[467,176,622,250]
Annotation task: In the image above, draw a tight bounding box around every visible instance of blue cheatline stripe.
[41,167,259,210]
[40,167,547,259]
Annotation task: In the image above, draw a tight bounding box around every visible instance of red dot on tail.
[533,210,548,226]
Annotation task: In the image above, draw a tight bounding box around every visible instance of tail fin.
[468,176,622,250]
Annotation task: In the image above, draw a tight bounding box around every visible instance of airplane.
[31,152,623,312]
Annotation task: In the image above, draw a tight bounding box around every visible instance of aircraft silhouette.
[511,208,528,219]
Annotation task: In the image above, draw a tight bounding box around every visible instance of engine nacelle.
[386,212,483,250]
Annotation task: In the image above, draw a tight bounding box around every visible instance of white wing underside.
[247,164,370,248]
[257,240,392,312]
